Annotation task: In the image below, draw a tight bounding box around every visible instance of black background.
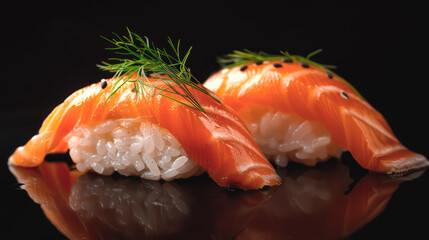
[1,0,428,239]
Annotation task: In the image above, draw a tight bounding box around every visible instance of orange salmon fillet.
[204,60,428,174]
[9,76,281,190]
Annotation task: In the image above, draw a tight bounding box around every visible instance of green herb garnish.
[218,49,363,99]
[218,49,337,70]
[98,28,220,113]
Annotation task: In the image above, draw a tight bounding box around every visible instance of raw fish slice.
[9,76,281,190]
[204,59,428,174]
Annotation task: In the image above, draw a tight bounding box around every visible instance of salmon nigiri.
[8,32,281,190]
[204,50,428,175]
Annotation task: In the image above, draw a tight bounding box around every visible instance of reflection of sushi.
[69,172,270,240]
[236,163,407,240]
[204,50,428,174]
[8,162,86,240]
[69,173,193,239]
[8,31,281,190]
[9,161,271,239]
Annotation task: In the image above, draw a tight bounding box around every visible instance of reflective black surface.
[2,0,428,239]
[4,156,429,239]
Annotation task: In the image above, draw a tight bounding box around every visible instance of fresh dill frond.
[217,49,337,70]
[218,49,364,99]
[98,28,220,113]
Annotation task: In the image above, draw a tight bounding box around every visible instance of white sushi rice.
[245,110,344,167]
[65,119,204,181]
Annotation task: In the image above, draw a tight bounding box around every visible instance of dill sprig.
[218,49,364,99]
[218,49,337,70]
[98,28,220,113]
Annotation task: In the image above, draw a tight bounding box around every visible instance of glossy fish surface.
[9,76,281,190]
[204,59,428,174]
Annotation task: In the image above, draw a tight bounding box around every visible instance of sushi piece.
[204,50,428,175]
[8,32,281,190]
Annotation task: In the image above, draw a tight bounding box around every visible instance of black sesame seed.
[341,91,349,99]
[240,65,248,71]
[281,58,293,63]
[273,63,282,68]
[255,61,263,65]
[326,71,333,79]
[101,79,107,89]
[300,62,309,68]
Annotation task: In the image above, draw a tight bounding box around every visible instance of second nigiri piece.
[204,50,428,175]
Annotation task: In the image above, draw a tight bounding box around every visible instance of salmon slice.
[9,76,281,190]
[204,60,428,174]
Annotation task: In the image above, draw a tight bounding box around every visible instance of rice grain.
[245,110,344,167]
[66,119,204,181]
